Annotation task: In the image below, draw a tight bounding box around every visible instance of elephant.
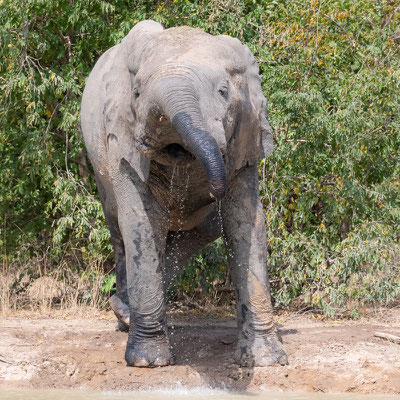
[81,20,287,368]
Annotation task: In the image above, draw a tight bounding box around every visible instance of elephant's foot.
[235,330,288,367]
[109,294,129,331]
[125,335,175,367]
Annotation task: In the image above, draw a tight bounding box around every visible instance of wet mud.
[1,310,400,394]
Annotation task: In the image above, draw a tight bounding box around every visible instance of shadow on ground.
[168,318,296,391]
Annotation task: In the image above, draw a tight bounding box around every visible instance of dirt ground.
[1,308,400,394]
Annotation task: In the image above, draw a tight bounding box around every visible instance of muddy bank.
[1,310,400,394]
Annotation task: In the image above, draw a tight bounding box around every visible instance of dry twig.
[374,331,400,344]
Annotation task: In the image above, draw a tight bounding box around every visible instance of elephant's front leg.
[116,181,173,367]
[221,165,288,367]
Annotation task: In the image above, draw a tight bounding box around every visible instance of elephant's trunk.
[154,79,227,200]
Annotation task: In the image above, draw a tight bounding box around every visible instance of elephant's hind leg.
[95,174,129,330]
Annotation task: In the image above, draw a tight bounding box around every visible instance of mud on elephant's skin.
[81,20,287,368]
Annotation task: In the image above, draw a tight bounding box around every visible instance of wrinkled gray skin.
[81,20,287,368]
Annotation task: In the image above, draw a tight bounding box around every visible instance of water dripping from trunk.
[217,200,234,287]
[165,163,191,290]
[166,162,178,226]
[164,162,178,289]
[174,166,190,274]
[177,165,190,232]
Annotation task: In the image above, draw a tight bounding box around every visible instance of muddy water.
[1,389,399,400]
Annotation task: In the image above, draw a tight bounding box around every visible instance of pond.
[1,388,399,400]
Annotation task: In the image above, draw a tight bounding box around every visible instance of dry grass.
[0,251,111,317]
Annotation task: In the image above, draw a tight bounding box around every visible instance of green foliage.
[0,0,399,314]
[254,0,400,314]
[169,237,227,297]
[101,273,116,295]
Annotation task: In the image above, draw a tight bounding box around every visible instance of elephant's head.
[104,20,273,200]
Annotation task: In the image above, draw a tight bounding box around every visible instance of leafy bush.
[0,0,399,314]
[255,0,400,314]
[168,237,227,295]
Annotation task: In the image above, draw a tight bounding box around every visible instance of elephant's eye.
[133,87,140,99]
[218,85,228,99]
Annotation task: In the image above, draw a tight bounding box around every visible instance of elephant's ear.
[103,21,164,182]
[241,44,274,159]
[258,101,274,159]
[216,36,273,175]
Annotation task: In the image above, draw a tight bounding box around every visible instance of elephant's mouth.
[160,143,195,164]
